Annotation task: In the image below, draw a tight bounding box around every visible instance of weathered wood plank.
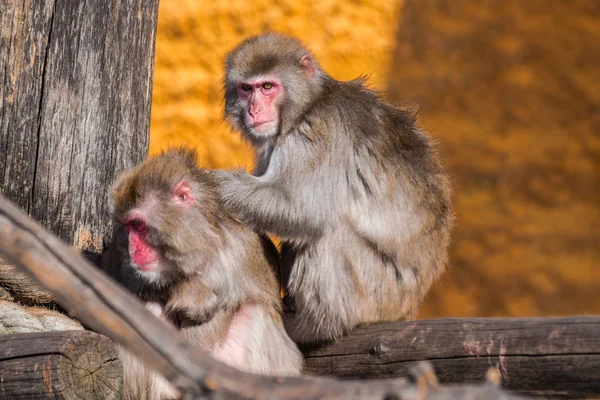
[302,317,600,398]
[0,1,54,213]
[0,300,82,334]
[0,193,524,399]
[30,0,158,253]
[0,258,55,304]
[0,330,122,399]
[0,0,158,255]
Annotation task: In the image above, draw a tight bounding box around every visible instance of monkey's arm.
[216,170,324,239]
[166,279,219,325]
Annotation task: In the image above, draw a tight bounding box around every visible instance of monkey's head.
[109,148,223,287]
[224,32,324,142]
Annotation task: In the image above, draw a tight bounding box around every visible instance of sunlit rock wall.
[390,0,600,318]
[150,0,403,168]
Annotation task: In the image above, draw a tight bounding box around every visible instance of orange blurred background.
[150,1,600,318]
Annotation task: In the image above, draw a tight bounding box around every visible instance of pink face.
[237,76,283,136]
[121,181,194,277]
[123,212,159,272]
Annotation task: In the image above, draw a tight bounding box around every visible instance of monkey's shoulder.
[314,78,380,117]
[312,79,429,158]
[217,218,280,281]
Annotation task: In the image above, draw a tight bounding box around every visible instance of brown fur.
[102,148,302,400]
[220,33,454,344]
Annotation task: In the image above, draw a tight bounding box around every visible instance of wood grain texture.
[0,193,524,399]
[0,259,55,304]
[0,1,53,213]
[0,330,122,399]
[303,317,600,398]
[0,300,82,334]
[0,0,158,254]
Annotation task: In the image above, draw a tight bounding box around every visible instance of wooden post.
[0,0,159,255]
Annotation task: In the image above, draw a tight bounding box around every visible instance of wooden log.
[303,317,600,398]
[0,259,55,304]
[0,330,122,399]
[0,285,13,301]
[0,194,524,399]
[0,300,82,334]
[0,0,157,255]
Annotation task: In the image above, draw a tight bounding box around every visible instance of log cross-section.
[0,330,122,399]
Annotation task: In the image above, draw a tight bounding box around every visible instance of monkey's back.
[284,77,454,343]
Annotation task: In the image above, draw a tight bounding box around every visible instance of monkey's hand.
[213,169,256,221]
[166,279,219,325]
[213,168,249,184]
[214,169,251,192]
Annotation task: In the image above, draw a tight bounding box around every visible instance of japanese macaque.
[101,148,302,400]
[219,33,454,344]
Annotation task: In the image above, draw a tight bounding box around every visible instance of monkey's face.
[115,180,196,286]
[224,33,322,141]
[110,149,225,289]
[235,76,284,139]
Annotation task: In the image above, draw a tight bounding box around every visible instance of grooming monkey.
[102,148,302,399]
[219,33,454,344]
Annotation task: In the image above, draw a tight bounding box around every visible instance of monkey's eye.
[262,82,273,90]
[127,218,145,232]
[240,84,252,91]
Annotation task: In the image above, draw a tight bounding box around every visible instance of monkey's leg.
[284,237,428,345]
[282,242,359,344]
[213,304,303,376]
[119,347,179,400]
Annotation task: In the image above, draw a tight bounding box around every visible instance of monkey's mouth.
[250,120,275,132]
[131,259,159,273]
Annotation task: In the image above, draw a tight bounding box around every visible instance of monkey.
[218,33,454,344]
[101,148,303,400]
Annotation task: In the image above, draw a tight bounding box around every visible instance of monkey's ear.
[300,54,315,78]
[172,181,195,207]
